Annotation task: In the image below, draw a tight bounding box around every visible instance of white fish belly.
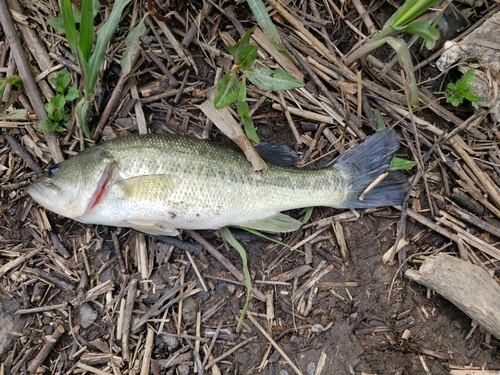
[77,166,343,233]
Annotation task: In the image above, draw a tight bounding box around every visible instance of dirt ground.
[1,0,500,374]
[3,207,499,374]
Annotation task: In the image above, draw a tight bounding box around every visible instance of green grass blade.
[79,0,95,60]
[302,207,314,224]
[48,17,65,34]
[76,97,91,138]
[386,37,418,107]
[235,227,304,254]
[246,0,283,50]
[0,75,22,101]
[373,109,386,131]
[241,115,259,143]
[219,227,252,332]
[60,0,92,91]
[121,14,148,76]
[399,21,439,50]
[346,36,388,64]
[60,0,79,54]
[88,0,132,95]
[0,109,27,121]
[385,0,440,28]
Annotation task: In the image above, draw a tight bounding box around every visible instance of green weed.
[0,75,22,102]
[219,227,252,332]
[390,156,416,171]
[445,68,484,107]
[55,0,132,138]
[214,26,303,143]
[347,0,441,106]
[37,68,79,133]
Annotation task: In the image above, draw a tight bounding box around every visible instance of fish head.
[27,148,116,220]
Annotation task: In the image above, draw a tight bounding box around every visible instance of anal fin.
[126,218,179,236]
[238,213,302,233]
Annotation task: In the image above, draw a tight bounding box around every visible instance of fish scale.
[28,130,408,236]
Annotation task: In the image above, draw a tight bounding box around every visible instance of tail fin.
[334,129,408,208]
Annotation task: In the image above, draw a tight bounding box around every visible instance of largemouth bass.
[27,129,407,236]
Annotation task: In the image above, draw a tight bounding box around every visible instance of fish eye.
[48,164,60,176]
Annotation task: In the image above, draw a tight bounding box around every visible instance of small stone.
[131,314,145,333]
[181,296,198,324]
[310,324,325,333]
[198,291,211,301]
[234,351,250,364]
[269,349,281,363]
[0,297,24,361]
[307,362,316,375]
[79,302,97,329]
[216,283,236,296]
[289,335,302,345]
[161,334,179,349]
[177,364,190,375]
[328,297,336,309]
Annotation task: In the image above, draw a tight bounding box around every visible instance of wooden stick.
[176,266,185,335]
[266,0,353,79]
[350,0,376,34]
[272,103,335,124]
[27,325,65,373]
[0,248,43,278]
[447,203,500,238]
[154,18,196,74]
[131,85,148,135]
[247,314,303,375]
[185,250,208,292]
[139,328,155,375]
[76,363,114,375]
[186,230,266,301]
[292,263,334,303]
[16,302,68,315]
[406,254,500,339]
[435,216,500,261]
[332,222,348,259]
[182,1,213,47]
[121,278,138,362]
[202,320,223,367]
[278,91,302,144]
[0,0,63,162]
[205,336,257,370]
[4,132,44,176]
[449,137,500,210]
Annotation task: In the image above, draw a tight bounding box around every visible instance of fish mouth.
[85,164,114,214]
[27,183,47,205]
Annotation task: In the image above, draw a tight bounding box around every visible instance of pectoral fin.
[119,174,179,200]
[126,218,179,237]
[238,213,302,233]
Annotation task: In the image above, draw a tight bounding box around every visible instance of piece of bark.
[406,254,500,339]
